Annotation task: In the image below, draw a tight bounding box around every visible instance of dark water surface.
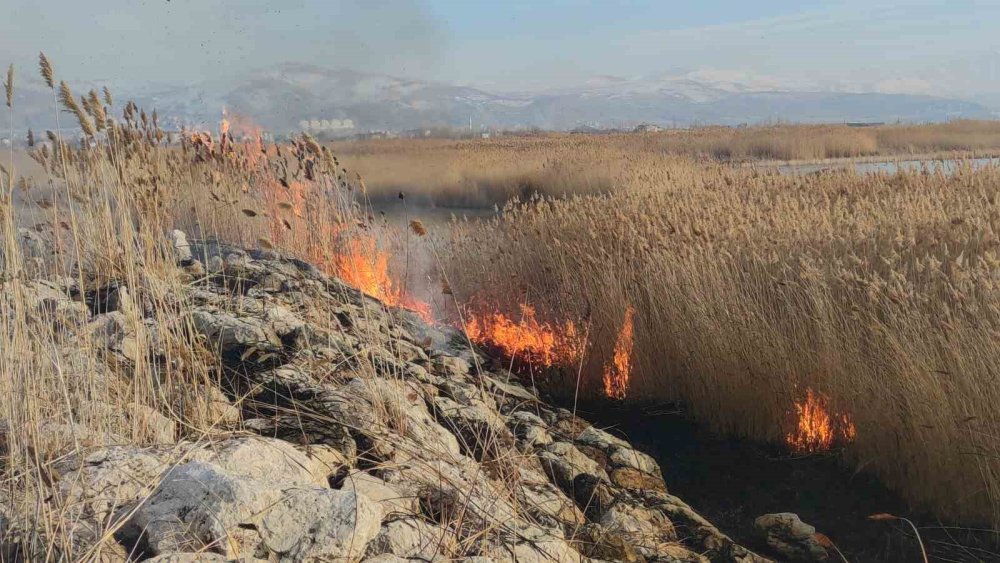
[775,157,1000,177]
[571,401,1000,562]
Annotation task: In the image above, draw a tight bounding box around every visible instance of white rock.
[168,230,193,264]
[341,471,419,517]
[609,447,660,475]
[191,310,281,354]
[539,441,608,487]
[577,425,631,450]
[366,517,448,560]
[258,488,382,561]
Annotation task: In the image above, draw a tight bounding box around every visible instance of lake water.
[775,156,1000,176]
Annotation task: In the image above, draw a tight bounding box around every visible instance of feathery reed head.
[86,89,107,131]
[103,86,113,107]
[4,64,13,108]
[58,81,95,138]
[38,52,54,89]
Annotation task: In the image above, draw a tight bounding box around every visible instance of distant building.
[298,118,356,133]
[633,123,663,133]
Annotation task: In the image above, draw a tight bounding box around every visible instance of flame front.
[786,388,857,453]
[465,305,586,368]
[336,237,395,301]
[334,236,433,323]
[219,106,231,139]
[603,305,635,400]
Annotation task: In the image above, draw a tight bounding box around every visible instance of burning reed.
[439,151,1000,528]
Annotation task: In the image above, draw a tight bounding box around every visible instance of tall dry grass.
[0,59,424,558]
[439,151,1000,527]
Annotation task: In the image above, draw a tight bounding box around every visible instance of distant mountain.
[3,63,994,137]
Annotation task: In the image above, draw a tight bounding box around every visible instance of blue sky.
[1,0,997,97]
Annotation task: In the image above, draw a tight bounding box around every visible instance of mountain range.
[4,63,996,136]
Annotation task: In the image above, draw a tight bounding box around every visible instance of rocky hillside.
[0,231,833,562]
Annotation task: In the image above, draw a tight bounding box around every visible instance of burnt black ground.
[571,401,1000,563]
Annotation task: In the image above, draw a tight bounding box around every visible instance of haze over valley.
[5,62,995,136]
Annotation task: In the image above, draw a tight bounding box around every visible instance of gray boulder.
[754,513,829,562]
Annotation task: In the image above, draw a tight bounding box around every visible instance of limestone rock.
[366,517,448,560]
[129,403,176,444]
[432,354,470,378]
[258,488,382,561]
[610,447,661,476]
[599,501,678,558]
[168,230,194,265]
[539,441,609,491]
[576,424,632,450]
[754,513,829,562]
[341,471,420,517]
[611,466,667,492]
[192,310,281,356]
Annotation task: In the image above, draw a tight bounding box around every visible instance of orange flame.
[222,107,263,140]
[334,236,433,323]
[602,305,635,400]
[287,180,307,218]
[786,388,857,453]
[465,304,586,368]
[220,107,231,139]
[336,237,396,302]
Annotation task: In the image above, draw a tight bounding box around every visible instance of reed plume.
[58,81,95,137]
[103,86,113,107]
[4,64,13,108]
[38,52,54,89]
[87,89,107,131]
[409,220,427,236]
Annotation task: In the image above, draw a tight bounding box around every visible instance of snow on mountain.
[5,63,993,136]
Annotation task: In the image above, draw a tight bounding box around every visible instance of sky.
[1,0,998,98]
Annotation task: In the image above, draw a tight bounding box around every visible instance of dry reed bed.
[334,121,1000,208]
[439,156,1000,527]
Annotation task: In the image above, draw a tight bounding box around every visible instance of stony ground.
[1,232,817,562]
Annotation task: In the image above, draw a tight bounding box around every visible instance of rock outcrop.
[5,236,773,562]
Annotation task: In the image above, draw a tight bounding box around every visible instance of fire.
[285,180,307,218]
[465,304,586,368]
[336,237,396,302]
[334,236,434,323]
[786,387,857,454]
[602,305,635,400]
[221,107,263,140]
[219,107,231,139]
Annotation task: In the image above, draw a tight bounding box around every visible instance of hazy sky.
[1,0,997,97]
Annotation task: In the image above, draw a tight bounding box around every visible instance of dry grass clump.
[440,154,1000,527]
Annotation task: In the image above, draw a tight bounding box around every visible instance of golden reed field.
[3,56,1000,553]
[334,127,1000,528]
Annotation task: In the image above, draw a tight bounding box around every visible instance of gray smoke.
[0,0,447,83]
